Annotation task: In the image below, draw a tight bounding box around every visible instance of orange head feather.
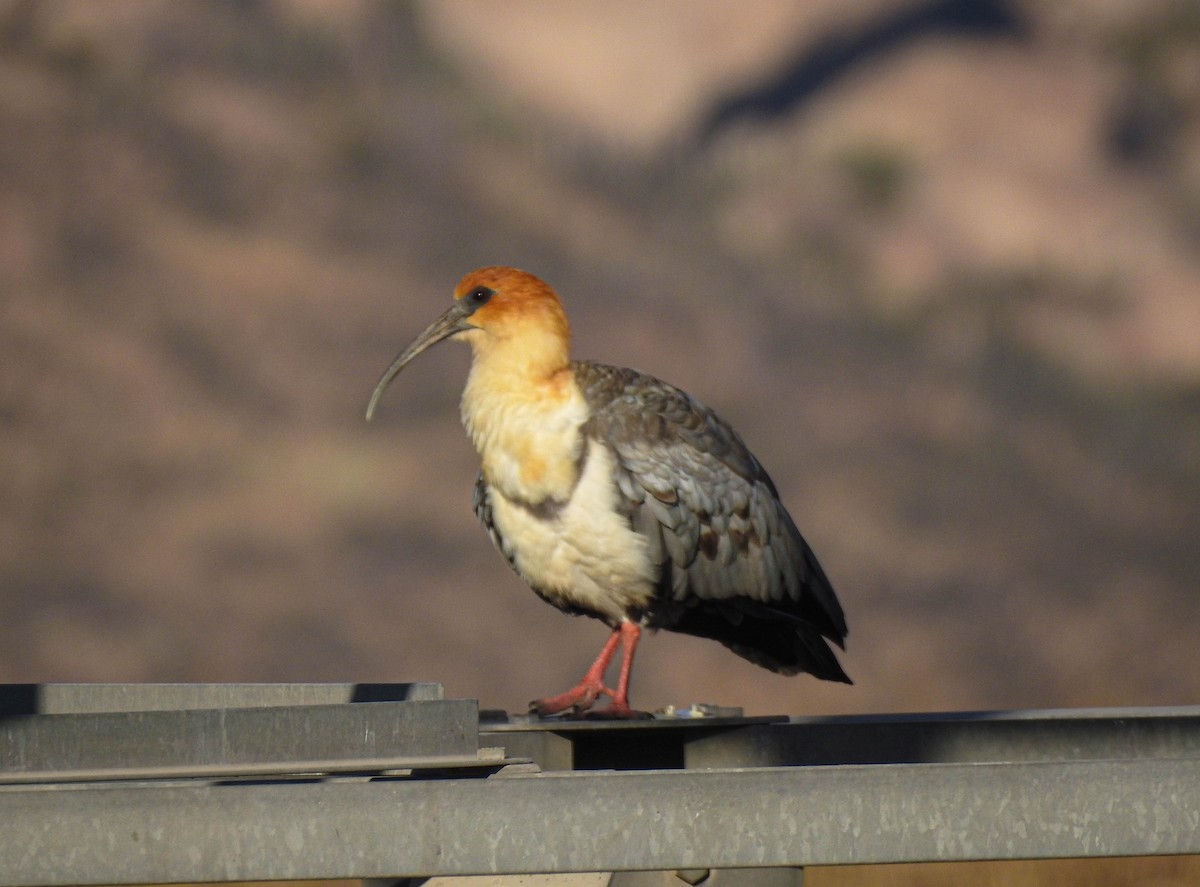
[452,266,571,347]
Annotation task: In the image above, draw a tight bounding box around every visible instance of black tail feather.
[666,600,852,684]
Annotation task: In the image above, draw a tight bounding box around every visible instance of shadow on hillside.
[694,0,1025,144]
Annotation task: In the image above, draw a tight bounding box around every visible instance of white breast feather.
[488,441,655,623]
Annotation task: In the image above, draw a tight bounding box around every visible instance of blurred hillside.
[4,2,1200,885]
[3,0,1200,722]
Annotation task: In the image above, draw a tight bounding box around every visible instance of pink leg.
[530,627,623,716]
[530,621,650,718]
[592,621,646,718]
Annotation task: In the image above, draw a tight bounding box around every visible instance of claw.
[530,621,643,718]
[529,679,611,717]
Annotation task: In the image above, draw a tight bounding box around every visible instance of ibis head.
[366,267,571,421]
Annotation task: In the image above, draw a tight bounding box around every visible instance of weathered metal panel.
[0,757,1196,885]
[480,713,782,772]
[0,682,443,715]
[685,706,1200,768]
[0,699,477,772]
[482,706,1200,772]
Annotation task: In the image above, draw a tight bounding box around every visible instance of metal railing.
[1,684,1197,886]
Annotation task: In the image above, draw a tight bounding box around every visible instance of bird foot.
[530,686,652,720]
[529,680,614,717]
[531,621,647,719]
[576,702,654,720]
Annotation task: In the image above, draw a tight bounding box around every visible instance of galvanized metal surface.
[0,698,477,772]
[0,681,443,714]
[408,871,804,886]
[415,876,612,887]
[687,705,1200,768]
[3,688,1200,885]
[481,705,1200,772]
[0,748,513,787]
[481,714,784,771]
[0,681,446,715]
[0,756,1197,885]
[609,867,805,886]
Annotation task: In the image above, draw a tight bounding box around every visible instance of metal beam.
[0,682,443,715]
[0,757,1197,885]
[0,749,513,786]
[1,699,477,773]
[686,705,1200,768]
[481,705,1200,771]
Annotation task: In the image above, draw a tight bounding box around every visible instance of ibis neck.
[460,341,586,506]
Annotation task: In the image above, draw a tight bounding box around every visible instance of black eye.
[466,286,494,307]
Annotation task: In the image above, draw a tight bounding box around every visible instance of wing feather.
[575,361,849,681]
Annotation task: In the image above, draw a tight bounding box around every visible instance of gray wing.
[575,362,849,679]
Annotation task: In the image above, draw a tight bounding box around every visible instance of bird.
[366,267,849,717]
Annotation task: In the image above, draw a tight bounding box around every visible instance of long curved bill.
[365,300,474,421]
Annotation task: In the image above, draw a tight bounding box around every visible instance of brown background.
[2,2,1199,883]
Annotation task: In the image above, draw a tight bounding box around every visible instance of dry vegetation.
[2,1,1199,884]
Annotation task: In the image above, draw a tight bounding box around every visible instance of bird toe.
[577,703,654,720]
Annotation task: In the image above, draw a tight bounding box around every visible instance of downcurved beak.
[365,300,474,421]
